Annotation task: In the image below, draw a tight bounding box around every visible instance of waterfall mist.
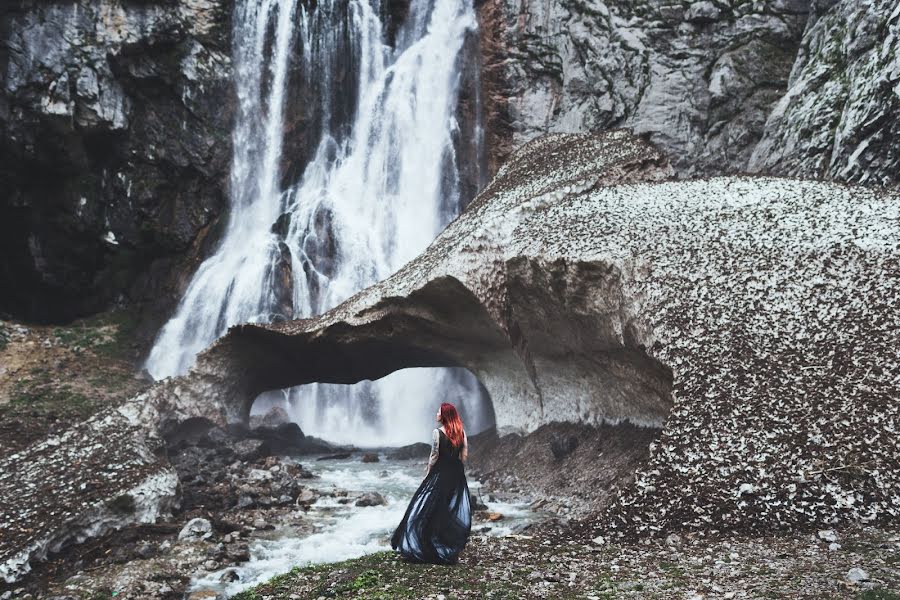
[145,0,493,444]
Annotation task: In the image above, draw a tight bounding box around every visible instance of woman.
[391,402,472,564]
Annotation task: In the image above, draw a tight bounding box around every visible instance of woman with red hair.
[391,402,472,564]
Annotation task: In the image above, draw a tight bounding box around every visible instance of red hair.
[439,402,465,448]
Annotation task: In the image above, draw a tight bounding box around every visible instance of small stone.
[296,488,318,505]
[737,483,755,496]
[817,529,838,543]
[179,517,214,541]
[685,1,720,23]
[829,542,841,551]
[847,567,870,583]
[665,533,682,546]
[591,535,605,546]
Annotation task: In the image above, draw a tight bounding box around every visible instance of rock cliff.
[479,0,900,186]
[748,0,900,185]
[0,0,234,323]
[3,0,899,325]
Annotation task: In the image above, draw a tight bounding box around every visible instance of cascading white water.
[145,0,299,378]
[146,0,491,444]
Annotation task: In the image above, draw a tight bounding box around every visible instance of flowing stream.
[145,0,491,443]
[188,457,541,597]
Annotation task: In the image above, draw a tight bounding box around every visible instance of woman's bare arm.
[461,431,468,462]
[425,428,439,475]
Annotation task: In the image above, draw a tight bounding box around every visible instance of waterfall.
[146,0,490,444]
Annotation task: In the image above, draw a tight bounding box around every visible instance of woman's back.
[437,428,462,461]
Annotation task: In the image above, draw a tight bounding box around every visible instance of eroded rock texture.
[477,0,811,176]
[478,0,900,186]
[0,0,233,322]
[0,411,178,583]
[749,0,900,185]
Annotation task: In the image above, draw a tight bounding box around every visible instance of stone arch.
[149,261,673,440]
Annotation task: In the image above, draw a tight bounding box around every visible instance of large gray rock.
[748,0,900,185]
[0,0,233,322]
[477,0,809,177]
[479,0,900,187]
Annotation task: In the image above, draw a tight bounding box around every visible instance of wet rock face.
[0,0,234,322]
[748,0,900,185]
[477,0,811,177]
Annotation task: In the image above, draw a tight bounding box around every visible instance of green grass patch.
[8,383,94,417]
[230,550,562,600]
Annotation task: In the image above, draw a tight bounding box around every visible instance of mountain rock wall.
[479,0,900,186]
[748,0,900,185]
[0,0,234,323]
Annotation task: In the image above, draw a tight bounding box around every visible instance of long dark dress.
[391,429,471,564]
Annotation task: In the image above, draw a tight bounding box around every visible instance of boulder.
[355,492,387,507]
[178,518,214,541]
[249,406,291,429]
[232,439,270,462]
[248,423,306,455]
[295,489,319,506]
[361,453,380,463]
[387,443,432,460]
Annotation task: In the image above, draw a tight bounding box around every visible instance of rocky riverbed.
[0,407,544,600]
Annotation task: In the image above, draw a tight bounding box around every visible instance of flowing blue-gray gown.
[391,429,472,564]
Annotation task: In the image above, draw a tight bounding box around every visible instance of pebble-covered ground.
[230,523,900,599]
